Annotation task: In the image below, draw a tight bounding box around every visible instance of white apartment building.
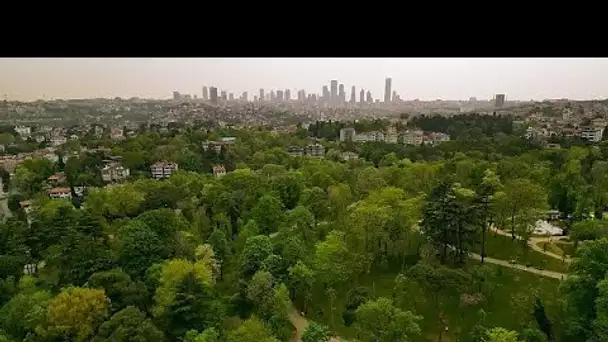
[356,131,385,143]
[339,128,357,142]
[14,126,31,137]
[102,162,130,182]
[305,144,325,158]
[51,136,67,147]
[151,161,179,179]
[403,130,424,146]
[581,126,604,143]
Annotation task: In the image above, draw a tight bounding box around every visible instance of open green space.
[306,262,561,342]
[482,232,569,273]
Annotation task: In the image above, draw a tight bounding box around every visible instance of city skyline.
[2,58,608,101]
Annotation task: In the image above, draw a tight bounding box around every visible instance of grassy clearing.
[481,232,569,273]
[555,241,577,257]
[306,262,561,342]
[536,241,565,256]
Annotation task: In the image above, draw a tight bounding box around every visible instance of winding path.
[285,225,571,341]
[490,226,572,263]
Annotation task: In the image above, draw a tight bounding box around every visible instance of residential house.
[151,161,179,179]
[212,164,227,178]
[305,144,325,158]
[101,162,130,182]
[111,126,124,140]
[48,187,71,199]
[14,126,31,137]
[51,136,67,147]
[287,146,304,157]
[341,151,359,161]
[427,132,451,145]
[47,172,66,184]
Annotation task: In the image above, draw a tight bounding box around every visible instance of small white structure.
[533,220,563,236]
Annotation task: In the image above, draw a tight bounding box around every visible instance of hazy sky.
[1,58,608,102]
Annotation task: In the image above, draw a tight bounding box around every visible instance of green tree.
[226,317,280,342]
[43,287,110,342]
[240,235,273,279]
[184,328,220,342]
[313,231,352,287]
[208,229,229,280]
[355,297,422,342]
[86,269,149,313]
[164,272,223,341]
[92,306,165,342]
[301,187,329,231]
[117,221,168,279]
[301,322,331,342]
[251,195,285,235]
[486,327,521,342]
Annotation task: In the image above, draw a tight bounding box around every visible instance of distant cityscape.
[173,78,511,110]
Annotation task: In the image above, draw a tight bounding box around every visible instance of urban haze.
[1,58,608,101]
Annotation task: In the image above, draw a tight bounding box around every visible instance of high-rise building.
[254,95,258,102]
[322,86,330,103]
[285,89,291,101]
[270,90,276,101]
[494,94,506,108]
[360,89,365,104]
[392,90,397,103]
[350,86,356,103]
[242,91,248,102]
[209,87,218,105]
[259,88,265,102]
[172,91,181,101]
[276,90,284,101]
[228,93,234,101]
[221,91,227,101]
[384,77,392,103]
[202,87,208,101]
[366,91,372,104]
[330,80,338,104]
[338,84,345,104]
[311,94,317,102]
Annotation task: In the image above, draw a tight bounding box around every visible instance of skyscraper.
[270,90,276,101]
[172,91,181,101]
[202,87,208,101]
[360,89,365,105]
[228,93,234,101]
[322,86,330,103]
[259,88,265,102]
[338,84,345,104]
[254,95,258,102]
[221,91,227,101]
[350,86,356,103]
[494,94,506,108]
[242,91,248,102]
[330,80,338,104]
[285,89,291,101]
[384,77,392,103]
[366,91,372,104]
[209,87,218,105]
[301,89,306,102]
[392,90,397,103]
[276,90,284,101]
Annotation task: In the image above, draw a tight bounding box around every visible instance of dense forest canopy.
[1,114,608,342]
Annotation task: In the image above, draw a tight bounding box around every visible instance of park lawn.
[536,241,565,256]
[555,241,577,257]
[482,232,569,273]
[306,261,561,342]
